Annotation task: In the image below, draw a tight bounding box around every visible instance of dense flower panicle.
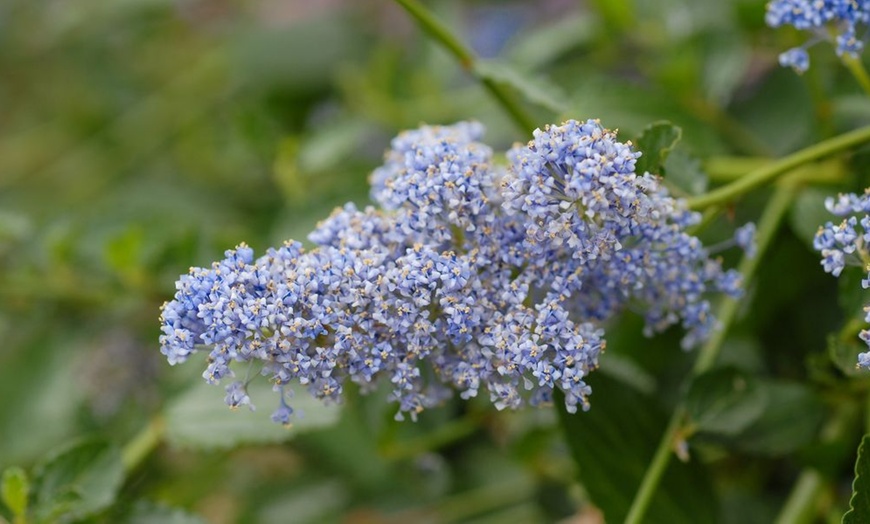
[502,120,741,349]
[369,121,499,248]
[766,0,870,72]
[815,189,870,367]
[160,120,748,422]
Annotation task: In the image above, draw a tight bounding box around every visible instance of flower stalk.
[688,125,870,210]
[625,180,798,524]
[392,0,538,133]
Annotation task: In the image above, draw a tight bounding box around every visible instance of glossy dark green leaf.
[844,435,870,524]
[164,379,341,451]
[1,466,29,517]
[555,374,717,524]
[634,121,682,176]
[686,368,767,437]
[32,439,124,523]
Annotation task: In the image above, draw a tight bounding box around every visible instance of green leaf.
[828,333,867,378]
[844,435,870,524]
[588,0,635,32]
[838,269,870,319]
[634,121,683,177]
[555,374,717,524]
[1,467,29,517]
[569,77,725,154]
[297,119,368,174]
[32,439,124,523]
[726,381,825,455]
[104,225,144,274]
[474,60,569,114]
[164,379,341,451]
[663,149,708,195]
[701,32,751,105]
[685,368,767,437]
[0,337,85,466]
[124,500,207,524]
[507,14,597,70]
[789,188,831,249]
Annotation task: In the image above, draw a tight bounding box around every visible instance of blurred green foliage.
[3,0,870,522]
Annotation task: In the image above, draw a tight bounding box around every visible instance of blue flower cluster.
[160,120,744,423]
[766,0,870,72]
[815,189,870,367]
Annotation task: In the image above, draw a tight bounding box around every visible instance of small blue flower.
[766,0,870,72]
[734,222,758,258]
[225,381,253,411]
[779,47,811,73]
[815,189,870,368]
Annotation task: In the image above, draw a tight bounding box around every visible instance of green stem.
[704,156,771,181]
[121,414,166,472]
[705,157,846,185]
[625,182,798,524]
[842,54,870,97]
[393,0,538,134]
[687,125,870,210]
[776,472,825,524]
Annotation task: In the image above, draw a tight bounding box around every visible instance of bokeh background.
[3,0,869,522]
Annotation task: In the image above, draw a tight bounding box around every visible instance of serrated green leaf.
[474,60,568,114]
[1,467,29,517]
[844,435,870,524]
[634,121,682,176]
[32,439,124,523]
[686,368,767,437]
[555,374,717,524]
[164,379,341,451]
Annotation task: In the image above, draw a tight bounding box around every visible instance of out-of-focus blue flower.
[779,47,811,73]
[160,120,746,422]
[766,0,870,72]
[815,189,870,367]
[735,222,758,258]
